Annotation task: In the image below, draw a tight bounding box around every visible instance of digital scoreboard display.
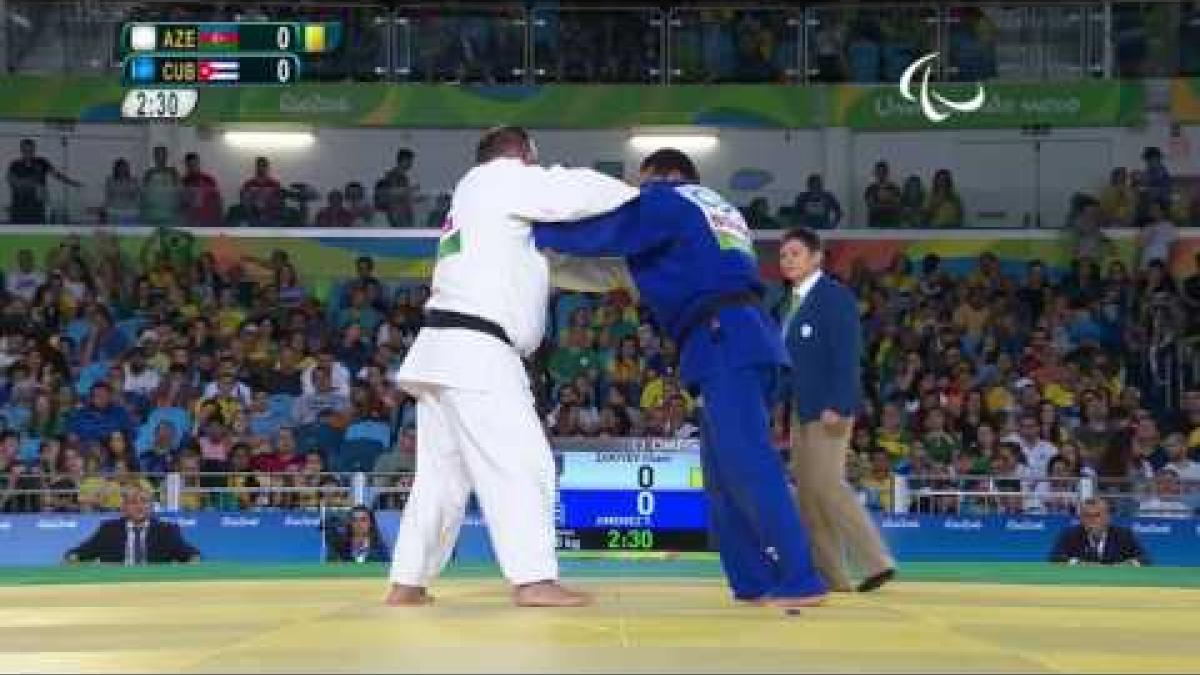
[117,21,342,119]
[552,439,710,553]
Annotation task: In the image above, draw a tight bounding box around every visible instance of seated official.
[64,486,200,565]
[326,505,391,563]
[1049,497,1149,566]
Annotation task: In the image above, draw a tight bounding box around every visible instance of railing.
[1094,476,1200,518]
[532,6,664,84]
[393,5,526,84]
[0,471,397,514]
[888,474,1092,516]
[883,474,1200,517]
[6,470,1199,520]
[4,1,1199,81]
[668,6,803,84]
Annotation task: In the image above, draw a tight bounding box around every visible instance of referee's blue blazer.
[780,273,864,425]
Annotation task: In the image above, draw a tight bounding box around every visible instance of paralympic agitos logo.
[898,52,986,123]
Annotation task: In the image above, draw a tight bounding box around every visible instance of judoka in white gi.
[385,127,637,607]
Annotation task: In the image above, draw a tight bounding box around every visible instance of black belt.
[675,290,763,348]
[423,309,512,347]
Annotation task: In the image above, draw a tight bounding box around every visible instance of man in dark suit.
[1050,497,1149,565]
[778,227,896,593]
[64,486,200,564]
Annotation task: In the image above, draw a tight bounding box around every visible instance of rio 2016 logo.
[898,52,986,123]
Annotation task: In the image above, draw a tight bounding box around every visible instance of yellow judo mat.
[1,561,1199,673]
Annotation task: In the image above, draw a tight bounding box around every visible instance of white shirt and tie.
[782,270,822,339]
[125,520,149,565]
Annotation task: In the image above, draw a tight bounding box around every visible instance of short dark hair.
[639,148,698,181]
[397,148,414,162]
[184,152,199,163]
[782,226,822,253]
[476,126,532,164]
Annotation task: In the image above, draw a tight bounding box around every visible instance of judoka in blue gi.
[534,149,828,607]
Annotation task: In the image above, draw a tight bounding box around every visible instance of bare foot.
[757,593,827,609]
[385,584,434,606]
[512,580,592,607]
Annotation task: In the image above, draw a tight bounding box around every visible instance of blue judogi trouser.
[695,364,828,600]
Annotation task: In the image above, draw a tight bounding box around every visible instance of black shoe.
[857,568,895,593]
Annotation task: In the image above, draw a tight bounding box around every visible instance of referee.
[777,227,896,592]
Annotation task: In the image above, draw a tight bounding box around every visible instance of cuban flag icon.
[129,57,156,83]
[198,60,240,83]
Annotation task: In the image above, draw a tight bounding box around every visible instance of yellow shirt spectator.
[640,377,695,411]
[953,300,990,337]
[860,474,894,512]
[876,430,912,461]
[1043,382,1075,409]
[147,352,171,373]
[1105,377,1122,401]
[147,265,174,290]
[607,356,643,387]
[926,193,964,228]
[1098,183,1135,225]
[290,483,322,510]
[880,272,916,295]
[106,477,156,510]
[174,301,200,321]
[986,385,1016,414]
[78,476,119,511]
[180,489,208,511]
[217,307,246,336]
[195,396,244,429]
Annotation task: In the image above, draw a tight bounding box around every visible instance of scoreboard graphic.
[118,21,340,119]
[552,439,711,553]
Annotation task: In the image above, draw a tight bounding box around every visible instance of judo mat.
[1,558,1198,673]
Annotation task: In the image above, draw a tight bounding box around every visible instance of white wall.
[0,122,147,221]
[0,116,1191,227]
[181,126,823,211]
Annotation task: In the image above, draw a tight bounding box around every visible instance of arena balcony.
[4,0,1200,82]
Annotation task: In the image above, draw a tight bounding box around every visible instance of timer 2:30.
[606,528,655,549]
[135,90,181,117]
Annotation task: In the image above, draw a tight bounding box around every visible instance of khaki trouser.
[789,418,894,590]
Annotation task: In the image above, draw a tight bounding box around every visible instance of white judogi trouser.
[388,331,558,586]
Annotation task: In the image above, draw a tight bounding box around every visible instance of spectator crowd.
[0,206,1197,519]
[2,125,1200,522]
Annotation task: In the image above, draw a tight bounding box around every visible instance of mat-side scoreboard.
[555,438,710,552]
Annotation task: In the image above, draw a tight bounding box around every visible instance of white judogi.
[389,157,636,586]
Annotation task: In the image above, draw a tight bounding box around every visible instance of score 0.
[275,55,294,84]
[636,464,655,517]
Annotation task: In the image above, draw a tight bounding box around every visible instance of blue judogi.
[535,181,826,601]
